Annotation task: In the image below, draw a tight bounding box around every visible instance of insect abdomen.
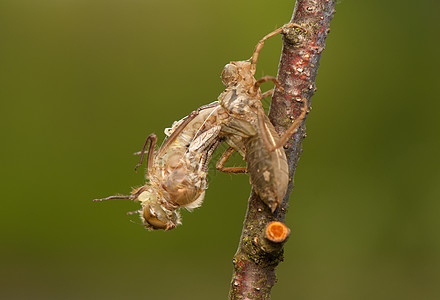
[244,124,288,212]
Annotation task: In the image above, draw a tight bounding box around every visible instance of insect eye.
[142,202,174,230]
[221,64,239,86]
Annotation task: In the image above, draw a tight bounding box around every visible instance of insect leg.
[255,76,307,99]
[93,185,148,202]
[200,139,222,173]
[250,23,306,71]
[269,100,308,151]
[93,195,134,202]
[261,88,274,100]
[258,100,309,152]
[134,134,157,174]
[254,76,284,93]
[255,75,309,152]
[216,147,247,173]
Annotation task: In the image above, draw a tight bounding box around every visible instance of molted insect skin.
[216,26,302,212]
[219,112,289,211]
[219,62,260,117]
[244,115,289,212]
[218,62,290,211]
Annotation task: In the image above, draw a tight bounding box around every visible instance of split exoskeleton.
[94,24,308,229]
[216,23,308,212]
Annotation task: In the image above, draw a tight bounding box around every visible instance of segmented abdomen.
[154,105,227,209]
[244,118,288,212]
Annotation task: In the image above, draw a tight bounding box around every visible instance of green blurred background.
[1,0,439,299]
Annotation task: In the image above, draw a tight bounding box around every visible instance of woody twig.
[229,1,337,299]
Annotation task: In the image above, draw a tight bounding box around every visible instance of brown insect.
[94,24,308,230]
[94,102,230,230]
[215,24,308,212]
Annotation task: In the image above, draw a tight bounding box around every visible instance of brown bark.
[229,1,337,299]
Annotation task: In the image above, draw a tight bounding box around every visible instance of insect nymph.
[216,23,308,211]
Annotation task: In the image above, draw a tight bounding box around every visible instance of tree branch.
[229,1,336,299]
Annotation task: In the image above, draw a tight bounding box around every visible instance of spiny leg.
[216,146,247,173]
[134,134,157,174]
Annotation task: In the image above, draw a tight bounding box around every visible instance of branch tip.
[265,221,290,243]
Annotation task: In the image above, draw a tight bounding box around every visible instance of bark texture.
[229,1,336,299]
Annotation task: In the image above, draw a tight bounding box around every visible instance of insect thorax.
[218,89,261,118]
